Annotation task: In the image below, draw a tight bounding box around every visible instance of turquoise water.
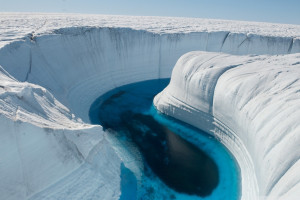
[89,79,240,199]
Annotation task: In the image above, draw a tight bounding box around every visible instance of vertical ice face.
[154,51,300,199]
[1,27,299,123]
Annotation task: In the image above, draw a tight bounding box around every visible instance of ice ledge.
[154,51,300,199]
[0,65,123,200]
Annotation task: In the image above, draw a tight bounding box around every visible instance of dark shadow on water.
[122,112,219,196]
[90,79,220,197]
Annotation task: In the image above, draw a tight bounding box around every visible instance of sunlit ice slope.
[0,13,300,200]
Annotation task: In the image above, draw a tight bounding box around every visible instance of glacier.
[0,13,300,200]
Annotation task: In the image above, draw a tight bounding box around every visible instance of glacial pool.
[89,79,240,200]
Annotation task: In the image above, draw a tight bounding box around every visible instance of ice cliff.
[0,13,300,199]
[154,52,300,199]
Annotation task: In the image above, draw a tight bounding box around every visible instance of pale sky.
[0,0,300,25]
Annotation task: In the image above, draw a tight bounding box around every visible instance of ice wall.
[154,52,300,199]
[0,23,299,200]
[1,27,299,123]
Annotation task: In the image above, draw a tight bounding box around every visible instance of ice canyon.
[0,13,300,200]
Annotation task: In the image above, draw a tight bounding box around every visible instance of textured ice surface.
[154,51,300,199]
[1,13,300,48]
[0,13,300,200]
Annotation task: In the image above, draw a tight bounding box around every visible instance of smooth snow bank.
[0,66,123,200]
[154,51,300,199]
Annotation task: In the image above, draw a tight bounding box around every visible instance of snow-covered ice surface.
[1,12,300,49]
[0,13,300,200]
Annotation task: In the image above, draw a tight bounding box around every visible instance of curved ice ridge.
[0,16,299,200]
[154,52,300,199]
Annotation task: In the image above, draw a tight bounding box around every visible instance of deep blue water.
[89,79,240,199]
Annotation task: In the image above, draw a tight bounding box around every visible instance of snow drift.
[0,13,300,200]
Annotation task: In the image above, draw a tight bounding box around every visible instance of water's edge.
[89,79,240,199]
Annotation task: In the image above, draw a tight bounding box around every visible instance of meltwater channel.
[89,79,240,200]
